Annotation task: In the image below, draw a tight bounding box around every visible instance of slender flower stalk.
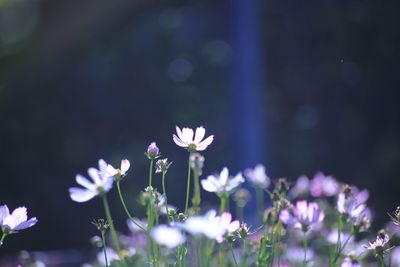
[92,219,110,267]
[185,155,192,214]
[101,195,121,255]
[116,181,146,231]
[0,233,6,247]
[303,231,308,267]
[100,232,109,267]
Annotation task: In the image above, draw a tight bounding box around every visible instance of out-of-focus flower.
[234,188,251,207]
[173,126,214,152]
[0,205,37,233]
[284,246,314,263]
[201,167,244,194]
[341,257,362,267]
[280,200,324,231]
[289,175,310,198]
[190,152,205,175]
[244,164,270,189]
[69,159,114,202]
[106,159,130,177]
[276,178,290,194]
[146,142,160,159]
[337,185,370,228]
[155,158,172,174]
[364,232,390,256]
[390,246,400,267]
[151,225,186,248]
[310,172,339,197]
[97,247,120,266]
[181,210,238,242]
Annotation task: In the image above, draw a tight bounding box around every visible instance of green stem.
[0,233,7,247]
[192,168,201,214]
[303,231,308,267]
[100,231,109,267]
[379,254,385,267]
[230,243,239,267]
[101,195,121,254]
[330,215,344,266]
[161,171,170,221]
[149,159,154,187]
[184,156,192,214]
[256,187,264,224]
[116,181,146,231]
[241,239,248,267]
[220,194,228,213]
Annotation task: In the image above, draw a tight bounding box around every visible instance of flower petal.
[120,159,130,175]
[69,187,97,202]
[194,127,206,144]
[76,174,96,190]
[196,135,214,151]
[88,168,102,185]
[173,134,188,147]
[0,205,10,223]
[175,126,184,141]
[201,176,219,192]
[14,217,38,231]
[182,128,194,143]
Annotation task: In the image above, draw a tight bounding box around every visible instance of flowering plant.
[3,125,400,267]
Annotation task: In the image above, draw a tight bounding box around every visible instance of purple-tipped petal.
[14,217,38,231]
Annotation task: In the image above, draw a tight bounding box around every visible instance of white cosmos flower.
[201,167,244,194]
[69,159,114,202]
[0,205,38,232]
[151,225,186,248]
[173,126,214,152]
[244,164,270,189]
[182,210,239,242]
[106,159,130,177]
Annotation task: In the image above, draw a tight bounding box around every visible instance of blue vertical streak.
[230,0,265,169]
[230,0,265,222]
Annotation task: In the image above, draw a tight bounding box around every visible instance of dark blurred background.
[0,0,399,260]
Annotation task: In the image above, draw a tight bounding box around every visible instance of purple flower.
[146,142,160,159]
[310,172,339,197]
[173,126,214,152]
[364,233,389,255]
[280,200,324,231]
[0,205,38,233]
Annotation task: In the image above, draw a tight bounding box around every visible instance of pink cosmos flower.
[173,126,214,152]
[0,205,37,233]
[280,200,324,231]
[106,159,131,177]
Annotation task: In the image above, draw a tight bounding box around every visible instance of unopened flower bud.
[146,142,160,159]
[264,208,275,224]
[190,153,205,175]
[276,178,290,194]
[177,213,187,222]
